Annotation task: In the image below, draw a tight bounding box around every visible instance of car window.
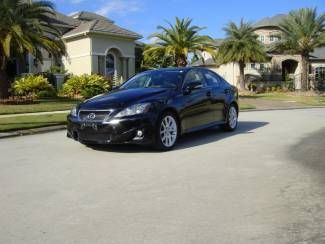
[203,70,223,87]
[183,69,207,88]
[120,70,184,89]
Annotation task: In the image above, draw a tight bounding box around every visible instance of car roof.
[146,67,210,72]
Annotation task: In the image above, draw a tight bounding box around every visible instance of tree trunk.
[176,54,187,67]
[300,55,309,91]
[238,61,246,91]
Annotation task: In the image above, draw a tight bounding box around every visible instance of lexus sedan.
[67,67,239,150]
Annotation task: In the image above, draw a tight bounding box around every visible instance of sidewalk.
[0,110,70,118]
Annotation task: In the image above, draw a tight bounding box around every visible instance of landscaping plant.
[62,74,111,98]
[272,8,325,91]
[145,17,217,67]
[217,20,267,91]
[11,75,56,99]
[0,0,66,98]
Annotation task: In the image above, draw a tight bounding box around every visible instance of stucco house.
[19,11,142,81]
[194,14,325,90]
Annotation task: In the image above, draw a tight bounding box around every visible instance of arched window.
[106,53,115,75]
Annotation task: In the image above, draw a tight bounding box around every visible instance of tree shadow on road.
[288,127,325,184]
[88,121,269,153]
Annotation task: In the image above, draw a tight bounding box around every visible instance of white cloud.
[96,0,142,17]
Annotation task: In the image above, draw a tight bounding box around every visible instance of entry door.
[180,69,213,132]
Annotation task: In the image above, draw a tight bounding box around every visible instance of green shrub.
[61,74,111,98]
[12,75,56,99]
[37,89,57,98]
[47,65,68,74]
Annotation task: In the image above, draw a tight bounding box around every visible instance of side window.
[183,69,207,88]
[203,70,222,87]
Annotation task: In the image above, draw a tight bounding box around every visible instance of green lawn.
[0,98,81,115]
[240,93,325,106]
[239,102,256,110]
[0,113,68,132]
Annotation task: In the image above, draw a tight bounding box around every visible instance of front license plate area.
[80,122,98,130]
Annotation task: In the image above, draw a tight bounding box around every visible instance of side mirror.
[183,81,203,94]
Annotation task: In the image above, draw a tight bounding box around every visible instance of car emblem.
[87,113,96,120]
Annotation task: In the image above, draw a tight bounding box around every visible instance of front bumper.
[67,114,156,145]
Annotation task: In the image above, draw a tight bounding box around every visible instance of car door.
[202,69,227,122]
[180,69,213,132]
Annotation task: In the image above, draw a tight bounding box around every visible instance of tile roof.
[253,14,287,29]
[70,11,114,23]
[60,11,142,40]
[62,19,142,39]
[49,11,81,28]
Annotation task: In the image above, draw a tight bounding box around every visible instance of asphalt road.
[0,108,325,244]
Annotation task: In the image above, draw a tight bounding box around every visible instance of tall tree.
[145,17,216,67]
[0,0,66,98]
[217,20,266,91]
[273,8,325,90]
[142,44,175,70]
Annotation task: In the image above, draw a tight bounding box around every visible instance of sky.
[52,0,324,42]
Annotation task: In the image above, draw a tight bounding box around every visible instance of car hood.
[79,87,172,110]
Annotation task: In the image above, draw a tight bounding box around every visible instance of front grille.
[78,110,111,122]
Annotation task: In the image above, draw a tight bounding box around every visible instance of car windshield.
[120,70,185,89]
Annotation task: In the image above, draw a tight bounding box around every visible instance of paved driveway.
[0,108,325,244]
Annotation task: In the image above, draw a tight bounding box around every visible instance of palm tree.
[0,0,66,98]
[145,17,217,67]
[217,20,266,91]
[273,8,325,91]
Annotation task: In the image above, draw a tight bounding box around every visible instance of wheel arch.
[160,107,182,133]
[231,101,239,115]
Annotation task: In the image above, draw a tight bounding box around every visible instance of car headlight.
[70,106,77,117]
[115,103,151,118]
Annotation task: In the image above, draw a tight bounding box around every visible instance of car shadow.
[87,121,269,153]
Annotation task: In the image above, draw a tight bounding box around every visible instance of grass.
[0,98,81,115]
[239,102,256,110]
[240,92,325,106]
[0,113,68,132]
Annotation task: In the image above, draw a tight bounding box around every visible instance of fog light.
[136,130,143,137]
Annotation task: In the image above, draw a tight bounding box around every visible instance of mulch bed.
[0,97,38,105]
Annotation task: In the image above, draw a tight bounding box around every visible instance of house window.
[251,63,256,69]
[270,36,274,42]
[315,67,325,83]
[106,53,115,75]
[260,35,265,43]
[260,63,265,70]
[98,56,105,76]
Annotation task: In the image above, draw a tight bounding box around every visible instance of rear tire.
[224,104,238,131]
[154,112,179,150]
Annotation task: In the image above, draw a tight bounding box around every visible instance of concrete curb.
[0,106,324,139]
[240,106,325,112]
[0,110,70,118]
[0,125,67,139]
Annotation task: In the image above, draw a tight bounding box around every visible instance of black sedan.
[67,67,239,150]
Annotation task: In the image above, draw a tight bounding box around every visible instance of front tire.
[224,104,238,131]
[155,112,179,150]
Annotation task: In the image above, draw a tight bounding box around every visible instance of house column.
[128,57,135,78]
[122,57,128,82]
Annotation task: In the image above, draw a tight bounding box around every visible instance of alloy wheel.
[160,115,178,147]
[228,106,237,129]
